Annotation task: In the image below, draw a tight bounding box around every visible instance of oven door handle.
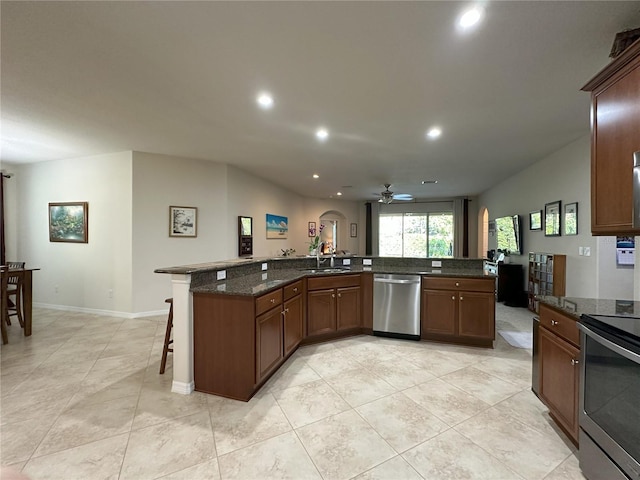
[578,323,640,363]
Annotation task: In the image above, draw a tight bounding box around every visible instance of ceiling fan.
[376,184,414,204]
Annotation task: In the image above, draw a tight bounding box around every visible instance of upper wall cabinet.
[582,39,640,235]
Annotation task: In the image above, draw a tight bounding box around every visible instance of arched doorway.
[319,210,346,254]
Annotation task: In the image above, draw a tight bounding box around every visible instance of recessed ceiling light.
[316,127,329,141]
[426,127,442,140]
[457,6,484,30]
[313,174,319,179]
[337,192,342,196]
[256,92,274,109]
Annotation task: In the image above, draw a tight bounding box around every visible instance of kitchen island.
[156,256,496,398]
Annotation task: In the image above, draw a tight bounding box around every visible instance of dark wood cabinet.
[538,303,580,445]
[306,274,362,338]
[421,276,495,347]
[582,39,640,235]
[283,294,303,356]
[256,306,283,383]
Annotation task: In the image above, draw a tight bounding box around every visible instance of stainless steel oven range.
[578,313,640,480]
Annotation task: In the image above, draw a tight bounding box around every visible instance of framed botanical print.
[169,206,197,237]
[544,201,561,237]
[529,210,542,231]
[49,202,89,243]
[564,202,578,235]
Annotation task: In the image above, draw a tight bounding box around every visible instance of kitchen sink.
[300,267,351,274]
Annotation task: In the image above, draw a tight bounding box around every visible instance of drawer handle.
[270,298,275,304]
[571,359,579,366]
[551,320,558,326]
[293,287,298,292]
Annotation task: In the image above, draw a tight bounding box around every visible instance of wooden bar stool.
[159,298,173,374]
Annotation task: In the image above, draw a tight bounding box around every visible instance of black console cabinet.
[497,263,525,307]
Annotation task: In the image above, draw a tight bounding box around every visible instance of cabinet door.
[421,289,456,336]
[336,286,361,331]
[591,60,640,234]
[458,291,495,340]
[539,327,580,442]
[283,294,303,356]
[256,307,283,383]
[307,289,336,337]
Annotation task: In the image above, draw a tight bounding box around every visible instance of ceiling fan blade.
[393,194,413,200]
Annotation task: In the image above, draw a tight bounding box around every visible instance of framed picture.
[350,223,357,237]
[169,206,197,237]
[49,202,88,243]
[239,216,252,236]
[308,221,316,237]
[544,201,561,237]
[564,202,578,235]
[266,213,288,239]
[529,210,542,231]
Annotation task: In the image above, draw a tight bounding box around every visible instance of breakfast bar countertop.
[537,295,640,320]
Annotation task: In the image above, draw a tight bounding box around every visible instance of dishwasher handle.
[374,278,420,285]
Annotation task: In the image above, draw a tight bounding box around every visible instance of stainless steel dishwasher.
[373,274,421,340]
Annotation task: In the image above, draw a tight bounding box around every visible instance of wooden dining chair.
[4,262,25,327]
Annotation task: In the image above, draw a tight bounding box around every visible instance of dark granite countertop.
[192,265,494,297]
[537,295,640,320]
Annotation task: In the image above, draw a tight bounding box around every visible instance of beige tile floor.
[0,304,585,480]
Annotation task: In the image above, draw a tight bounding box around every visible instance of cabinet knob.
[270,298,275,304]
[285,308,289,313]
[455,282,460,287]
[332,293,335,298]
[452,296,456,300]
[293,288,298,292]
[571,359,579,366]
[338,293,342,298]
[281,311,286,316]
[551,320,558,326]
[460,296,463,301]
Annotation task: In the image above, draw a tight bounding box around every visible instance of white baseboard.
[33,303,169,320]
[172,380,195,395]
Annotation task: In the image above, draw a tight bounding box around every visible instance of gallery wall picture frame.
[564,202,578,236]
[308,222,316,237]
[544,200,561,237]
[350,223,357,238]
[266,213,288,239]
[169,206,197,237]
[49,202,89,243]
[529,210,542,231]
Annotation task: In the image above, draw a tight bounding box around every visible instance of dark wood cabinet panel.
[307,289,336,337]
[336,286,361,331]
[283,294,303,356]
[539,326,580,444]
[421,289,456,336]
[458,291,495,339]
[583,40,640,235]
[421,276,495,347]
[256,307,284,383]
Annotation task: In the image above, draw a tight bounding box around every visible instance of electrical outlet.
[262,263,268,271]
[584,247,591,256]
[343,259,351,266]
[363,258,372,266]
[432,260,442,267]
[262,273,268,280]
[54,285,59,294]
[217,270,226,280]
[108,289,113,298]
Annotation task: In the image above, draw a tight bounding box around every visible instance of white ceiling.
[2,1,639,202]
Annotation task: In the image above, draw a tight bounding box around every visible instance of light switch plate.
[584,247,591,256]
[262,273,268,280]
[432,260,442,267]
[217,270,226,280]
[343,259,351,266]
[262,263,268,271]
[579,247,584,256]
[363,258,372,266]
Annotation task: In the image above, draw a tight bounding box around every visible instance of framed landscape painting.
[169,206,197,237]
[545,201,561,237]
[49,202,89,243]
[266,213,288,239]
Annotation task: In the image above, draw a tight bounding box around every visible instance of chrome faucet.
[330,250,336,268]
[316,243,326,268]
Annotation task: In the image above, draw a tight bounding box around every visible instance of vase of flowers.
[308,223,324,255]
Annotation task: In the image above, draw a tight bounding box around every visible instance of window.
[379,212,453,257]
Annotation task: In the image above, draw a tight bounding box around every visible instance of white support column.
[170,273,194,394]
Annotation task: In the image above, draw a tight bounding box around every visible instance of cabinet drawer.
[422,276,495,293]
[283,280,303,300]
[307,274,360,291]
[539,303,580,347]
[255,289,282,316]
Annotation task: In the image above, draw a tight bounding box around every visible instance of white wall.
[13,152,134,313]
[479,135,634,300]
[132,152,229,313]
